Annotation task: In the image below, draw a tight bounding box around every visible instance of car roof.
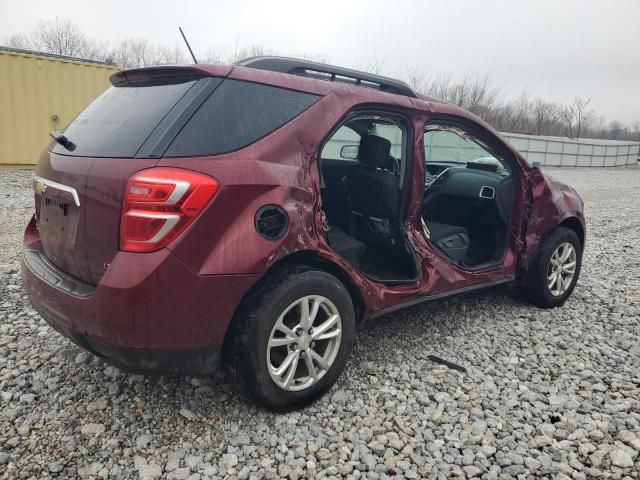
[115,60,496,135]
[115,60,439,105]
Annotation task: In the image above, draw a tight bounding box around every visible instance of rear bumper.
[35,305,222,375]
[21,217,261,375]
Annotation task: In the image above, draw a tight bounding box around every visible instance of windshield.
[424,129,511,176]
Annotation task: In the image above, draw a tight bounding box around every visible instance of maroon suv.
[22,57,585,409]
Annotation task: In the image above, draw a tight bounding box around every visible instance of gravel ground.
[1,167,639,480]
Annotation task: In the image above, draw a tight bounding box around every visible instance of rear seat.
[326,226,366,267]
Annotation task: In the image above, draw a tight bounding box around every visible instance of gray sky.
[2,0,639,123]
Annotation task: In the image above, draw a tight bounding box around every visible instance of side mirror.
[340,144,359,160]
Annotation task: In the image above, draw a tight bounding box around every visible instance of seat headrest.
[358,135,391,168]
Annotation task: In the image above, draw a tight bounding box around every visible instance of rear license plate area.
[44,197,69,217]
[39,194,80,249]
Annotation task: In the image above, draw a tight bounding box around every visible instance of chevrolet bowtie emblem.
[33,178,48,195]
[31,175,81,206]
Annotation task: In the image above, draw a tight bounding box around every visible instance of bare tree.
[6,33,34,50]
[7,18,108,60]
[33,18,91,57]
[230,45,278,63]
[586,115,606,139]
[107,38,187,68]
[366,50,386,75]
[560,102,577,139]
[351,52,387,75]
[403,68,502,121]
[532,99,559,135]
[631,121,640,141]
[155,44,187,65]
[83,38,110,61]
[404,66,430,93]
[509,90,533,134]
[608,120,625,140]
[403,67,450,98]
[560,97,592,140]
[460,74,501,119]
[573,97,591,140]
[202,48,224,64]
[421,73,454,101]
[109,38,150,68]
[295,52,330,64]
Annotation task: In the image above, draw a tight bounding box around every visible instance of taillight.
[120,168,219,252]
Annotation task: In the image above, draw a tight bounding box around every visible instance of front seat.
[347,135,400,242]
[427,221,470,263]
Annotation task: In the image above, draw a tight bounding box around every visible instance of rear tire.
[224,266,355,411]
[524,227,582,308]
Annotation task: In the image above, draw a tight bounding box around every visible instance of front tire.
[224,267,355,410]
[524,227,582,308]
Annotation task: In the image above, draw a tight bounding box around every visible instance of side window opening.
[321,117,406,183]
[319,125,361,162]
[318,114,418,285]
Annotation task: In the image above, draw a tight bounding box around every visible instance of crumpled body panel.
[524,170,585,260]
[157,65,585,322]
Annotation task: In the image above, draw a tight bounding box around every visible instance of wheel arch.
[223,250,366,355]
[266,251,366,324]
[558,216,585,247]
[523,215,584,279]
[522,219,583,308]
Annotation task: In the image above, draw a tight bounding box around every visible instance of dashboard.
[423,162,515,227]
[425,160,510,186]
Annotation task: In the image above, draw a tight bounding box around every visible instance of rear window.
[52,79,197,157]
[165,80,320,156]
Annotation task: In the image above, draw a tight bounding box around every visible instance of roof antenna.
[179,26,198,64]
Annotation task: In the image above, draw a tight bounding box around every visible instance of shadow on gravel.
[356,285,530,347]
[37,284,526,416]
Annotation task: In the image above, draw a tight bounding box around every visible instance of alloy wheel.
[267,295,342,391]
[547,242,577,296]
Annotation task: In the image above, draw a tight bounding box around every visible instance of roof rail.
[235,56,418,99]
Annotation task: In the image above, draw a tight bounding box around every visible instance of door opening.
[422,124,517,270]
[318,114,418,284]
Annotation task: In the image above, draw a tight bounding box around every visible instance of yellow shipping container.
[0,47,119,167]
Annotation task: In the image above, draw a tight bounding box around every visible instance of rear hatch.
[33,65,320,284]
[34,68,220,284]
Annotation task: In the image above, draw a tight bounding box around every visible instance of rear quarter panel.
[160,90,359,275]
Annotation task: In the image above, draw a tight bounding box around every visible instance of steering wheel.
[424,167,450,193]
[422,167,450,212]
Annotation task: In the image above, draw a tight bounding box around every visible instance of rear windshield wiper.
[49,131,76,152]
